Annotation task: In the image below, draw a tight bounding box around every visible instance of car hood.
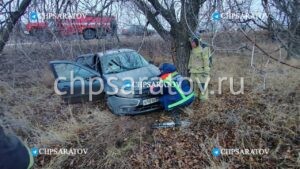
[103,64,160,88]
[103,64,160,81]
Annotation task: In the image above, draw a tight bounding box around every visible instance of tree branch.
[0,0,32,53]
[95,0,115,16]
[148,0,178,27]
[240,28,300,70]
[133,0,170,41]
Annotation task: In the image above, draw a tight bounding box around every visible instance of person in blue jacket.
[151,63,195,126]
[0,126,34,169]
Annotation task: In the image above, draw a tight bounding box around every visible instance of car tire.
[83,29,96,40]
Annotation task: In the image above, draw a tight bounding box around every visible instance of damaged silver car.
[49,49,162,115]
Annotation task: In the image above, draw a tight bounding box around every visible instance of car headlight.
[123,80,132,91]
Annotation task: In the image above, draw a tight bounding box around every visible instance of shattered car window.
[54,63,95,80]
[101,51,149,74]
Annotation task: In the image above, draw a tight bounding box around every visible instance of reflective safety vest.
[160,72,195,109]
[188,46,211,74]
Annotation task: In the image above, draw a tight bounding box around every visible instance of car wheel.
[83,29,96,40]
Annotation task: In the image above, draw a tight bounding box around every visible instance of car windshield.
[101,51,149,74]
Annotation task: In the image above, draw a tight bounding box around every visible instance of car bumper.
[107,95,162,115]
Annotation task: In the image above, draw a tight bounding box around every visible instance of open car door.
[49,60,102,103]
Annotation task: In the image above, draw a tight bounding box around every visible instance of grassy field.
[0,34,299,168]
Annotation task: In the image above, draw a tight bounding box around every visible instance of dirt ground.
[0,34,299,169]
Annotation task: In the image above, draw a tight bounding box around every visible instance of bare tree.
[0,0,32,52]
[252,0,300,59]
[132,0,207,75]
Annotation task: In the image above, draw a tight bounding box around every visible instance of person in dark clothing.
[0,126,33,169]
[151,63,195,127]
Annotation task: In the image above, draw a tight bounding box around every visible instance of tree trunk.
[171,36,191,77]
[132,0,204,75]
[286,27,300,60]
[274,0,300,60]
[287,6,300,60]
[0,0,32,53]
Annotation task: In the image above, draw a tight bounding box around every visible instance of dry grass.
[0,35,299,169]
[129,52,299,168]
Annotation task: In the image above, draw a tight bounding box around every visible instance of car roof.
[96,48,135,57]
